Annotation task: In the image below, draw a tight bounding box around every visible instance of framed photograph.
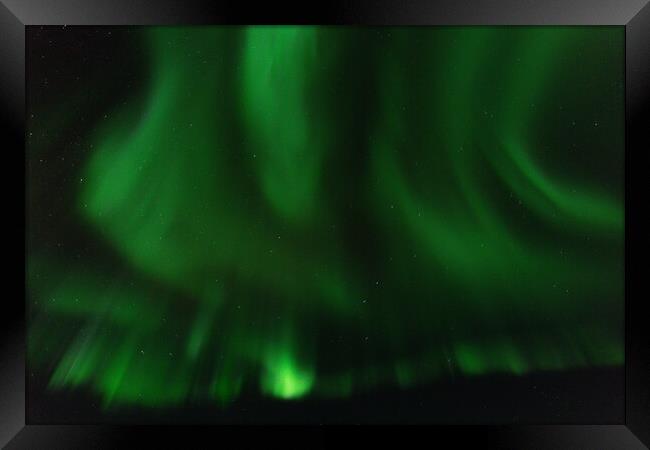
[2,0,648,447]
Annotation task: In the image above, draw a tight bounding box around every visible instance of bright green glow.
[241,27,324,223]
[27,26,624,408]
[261,345,315,399]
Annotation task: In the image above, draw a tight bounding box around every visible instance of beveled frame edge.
[625,0,650,447]
[2,0,648,448]
[0,1,26,448]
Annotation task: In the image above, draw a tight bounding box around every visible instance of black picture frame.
[2,0,648,447]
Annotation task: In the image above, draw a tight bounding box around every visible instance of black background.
[24,25,625,425]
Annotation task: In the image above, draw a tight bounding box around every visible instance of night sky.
[26,26,624,423]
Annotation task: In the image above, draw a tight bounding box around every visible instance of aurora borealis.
[27,26,624,417]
